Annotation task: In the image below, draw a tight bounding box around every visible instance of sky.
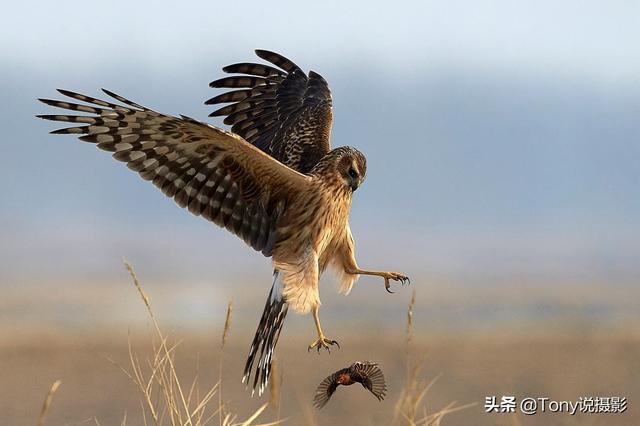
[1,0,639,303]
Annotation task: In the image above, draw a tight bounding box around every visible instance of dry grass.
[393,289,476,425]
[16,264,637,425]
[117,261,470,426]
[112,260,277,426]
[31,265,470,426]
[37,379,61,426]
[219,300,233,426]
[268,358,281,414]
[12,326,639,425]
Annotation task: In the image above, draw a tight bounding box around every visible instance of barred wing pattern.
[38,89,310,256]
[206,50,333,174]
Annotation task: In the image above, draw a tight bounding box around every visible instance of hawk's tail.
[242,270,288,396]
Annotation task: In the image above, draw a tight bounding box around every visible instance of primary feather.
[207,49,333,174]
[38,88,309,256]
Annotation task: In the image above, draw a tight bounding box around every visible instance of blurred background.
[1,0,638,424]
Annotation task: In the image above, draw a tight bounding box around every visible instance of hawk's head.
[312,147,367,192]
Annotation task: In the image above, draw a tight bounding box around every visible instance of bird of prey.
[37,49,409,397]
[313,361,387,409]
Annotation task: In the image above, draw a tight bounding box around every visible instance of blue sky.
[1,0,639,295]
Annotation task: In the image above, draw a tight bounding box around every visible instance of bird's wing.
[38,89,312,256]
[351,362,387,401]
[313,369,346,409]
[207,49,332,174]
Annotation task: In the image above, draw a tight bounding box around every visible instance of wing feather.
[350,362,387,401]
[206,49,333,173]
[222,62,286,78]
[38,89,311,256]
[313,369,346,409]
[255,50,302,74]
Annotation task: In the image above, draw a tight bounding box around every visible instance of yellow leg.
[351,268,410,293]
[308,306,340,353]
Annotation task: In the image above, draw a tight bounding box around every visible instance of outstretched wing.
[351,362,387,401]
[206,49,332,174]
[38,89,311,256]
[313,368,347,409]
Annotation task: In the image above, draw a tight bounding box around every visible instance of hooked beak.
[350,177,363,192]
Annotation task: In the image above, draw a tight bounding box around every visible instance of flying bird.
[37,49,409,397]
[313,361,387,409]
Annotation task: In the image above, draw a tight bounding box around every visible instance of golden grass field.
[1,265,638,425]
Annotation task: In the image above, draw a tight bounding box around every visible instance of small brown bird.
[313,361,387,409]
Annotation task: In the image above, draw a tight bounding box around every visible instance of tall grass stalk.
[219,301,233,426]
[119,259,277,426]
[37,379,61,426]
[393,290,476,425]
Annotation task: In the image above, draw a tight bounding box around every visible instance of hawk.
[313,361,387,409]
[38,50,409,396]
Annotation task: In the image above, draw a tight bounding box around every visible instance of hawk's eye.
[348,168,358,179]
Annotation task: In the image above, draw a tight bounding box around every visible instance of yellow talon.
[308,336,340,353]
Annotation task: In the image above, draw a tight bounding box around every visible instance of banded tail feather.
[243,271,288,396]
